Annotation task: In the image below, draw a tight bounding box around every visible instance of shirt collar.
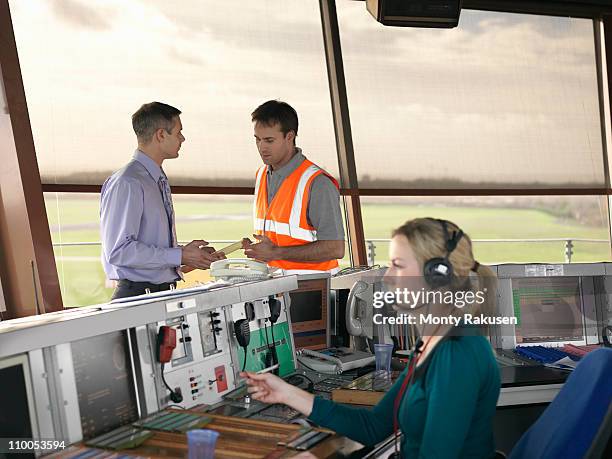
[267,147,305,179]
[134,149,164,182]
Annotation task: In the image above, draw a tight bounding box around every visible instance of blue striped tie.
[158,172,182,280]
[158,172,177,247]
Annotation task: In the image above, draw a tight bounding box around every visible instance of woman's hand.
[241,372,315,416]
[241,371,290,405]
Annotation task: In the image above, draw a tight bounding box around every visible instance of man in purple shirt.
[101,102,224,300]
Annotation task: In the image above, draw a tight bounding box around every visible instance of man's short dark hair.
[132,102,181,143]
[251,100,298,141]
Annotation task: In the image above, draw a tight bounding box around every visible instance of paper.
[214,240,245,256]
[181,240,246,274]
[552,356,578,368]
[544,356,578,371]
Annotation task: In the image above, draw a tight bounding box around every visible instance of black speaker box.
[366,0,462,28]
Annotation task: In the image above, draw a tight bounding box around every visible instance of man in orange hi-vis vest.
[242,100,345,274]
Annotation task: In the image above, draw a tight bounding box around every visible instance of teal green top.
[308,336,500,458]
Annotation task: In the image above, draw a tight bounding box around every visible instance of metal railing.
[365,238,609,265]
[52,238,610,265]
[52,240,236,247]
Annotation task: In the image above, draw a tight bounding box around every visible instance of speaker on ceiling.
[366,0,462,28]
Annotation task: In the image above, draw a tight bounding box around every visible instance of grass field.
[44,194,611,307]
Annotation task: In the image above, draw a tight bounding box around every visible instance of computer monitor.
[288,275,330,350]
[0,354,38,458]
[512,276,584,344]
[494,263,602,349]
[71,330,139,439]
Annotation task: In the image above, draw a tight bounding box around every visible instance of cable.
[333,265,381,277]
[262,319,280,373]
[264,320,270,347]
[296,355,342,374]
[167,404,186,410]
[391,299,453,457]
[296,356,318,373]
[161,363,183,403]
[242,347,247,372]
[392,338,427,457]
[160,363,173,393]
[297,372,315,387]
[286,373,315,392]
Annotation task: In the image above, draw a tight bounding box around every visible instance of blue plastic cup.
[374,343,393,374]
[187,429,219,459]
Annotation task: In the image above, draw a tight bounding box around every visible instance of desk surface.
[47,411,362,459]
[331,365,570,407]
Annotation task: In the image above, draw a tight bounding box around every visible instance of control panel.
[150,307,236,408]
[141,294,297,409]
[228,295,297,378]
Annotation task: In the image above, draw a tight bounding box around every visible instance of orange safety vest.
[253,158,340,273]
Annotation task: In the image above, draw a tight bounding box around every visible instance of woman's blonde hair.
[392,218,497,315]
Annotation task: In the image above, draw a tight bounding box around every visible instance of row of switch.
[189,375,203,400]
[211,311,222,334]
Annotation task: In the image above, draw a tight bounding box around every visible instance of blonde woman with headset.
[243,218,501,458]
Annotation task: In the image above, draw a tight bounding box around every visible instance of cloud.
[8,0,604,188]
[166,45,207,67]
[144,0,323,57]
[50,0,115,31]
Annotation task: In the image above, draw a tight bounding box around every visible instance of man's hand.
[243,234,278,263]
[181,240,226,270]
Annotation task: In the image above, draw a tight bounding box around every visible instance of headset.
[422,219,464,288]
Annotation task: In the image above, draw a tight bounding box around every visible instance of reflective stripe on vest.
[253,159,339,272]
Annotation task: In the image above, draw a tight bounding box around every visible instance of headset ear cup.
[423,257,453,288]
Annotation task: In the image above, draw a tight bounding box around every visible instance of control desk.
[0,276,362,458]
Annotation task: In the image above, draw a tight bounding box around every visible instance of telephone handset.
[297,347,375,374]
[210,258,270,282]
[346,280,374,338]
[297,348,343,374]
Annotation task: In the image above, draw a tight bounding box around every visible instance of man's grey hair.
[132,102,181,143]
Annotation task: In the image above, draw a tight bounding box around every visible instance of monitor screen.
[290,291,323,323]
[512,277,585,344]
[289,278,328,350]
[0,355,36,458]
[71,331,139,439]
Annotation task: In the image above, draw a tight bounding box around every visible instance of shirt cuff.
[167,247,182,267]
[308,396,333,425]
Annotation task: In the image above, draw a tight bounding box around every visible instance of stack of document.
[544,356,578,371]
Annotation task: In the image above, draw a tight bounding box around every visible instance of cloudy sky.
[9,0,607,188]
